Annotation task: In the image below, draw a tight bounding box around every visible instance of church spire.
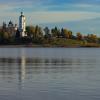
[21,12,23,15]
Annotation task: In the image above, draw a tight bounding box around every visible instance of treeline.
[0,24,100,47]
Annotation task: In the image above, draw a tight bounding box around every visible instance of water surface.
[0,48,100,100]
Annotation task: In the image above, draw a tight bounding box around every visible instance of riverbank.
[0,39,100,48]
[0,44,100,48]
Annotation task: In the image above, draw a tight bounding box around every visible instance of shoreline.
[0,44,100,48]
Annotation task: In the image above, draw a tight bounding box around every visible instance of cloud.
[1,11,100,25]
[0,0,100,13]
[0,0,100,25]
[1,0,100,8]
[1,1,100,14]
[26,11,100,24]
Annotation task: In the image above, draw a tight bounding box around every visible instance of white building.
[19,12,26,37]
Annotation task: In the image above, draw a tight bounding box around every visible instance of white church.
[1,12,26,37]
[19,12,26,37]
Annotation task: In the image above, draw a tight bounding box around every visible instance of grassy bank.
[0,38,100,48]
[42,38,100,47]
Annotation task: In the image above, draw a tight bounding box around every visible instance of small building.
[7,21,18,37]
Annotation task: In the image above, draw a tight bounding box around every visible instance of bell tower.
[19,12,26,37]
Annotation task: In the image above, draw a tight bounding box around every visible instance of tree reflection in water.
[0,55,95,85]
[0,57,76,77]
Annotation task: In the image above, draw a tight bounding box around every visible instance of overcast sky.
[0,0,100,35]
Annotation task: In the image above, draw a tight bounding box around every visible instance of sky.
[0,0,100,35]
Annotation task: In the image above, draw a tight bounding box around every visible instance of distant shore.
[0,37,100,48]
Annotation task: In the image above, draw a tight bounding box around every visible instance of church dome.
[9,21,13,25]
[8,20,13,27]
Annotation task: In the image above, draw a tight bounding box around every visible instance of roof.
[20,12,25,17]
[9,21,13,25]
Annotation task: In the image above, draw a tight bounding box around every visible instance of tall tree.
[35,25,43,39]
[44,27,51,38]
[26,26,35,38]
[51,27,60,38]
[2,22,7,33]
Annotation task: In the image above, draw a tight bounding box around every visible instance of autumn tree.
[26,25,43,39]
[60,28,73,39]
[76,32,83,40]
[87,34,98,43]
[68,30,73,39]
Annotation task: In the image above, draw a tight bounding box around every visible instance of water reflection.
[18,55,26,86]
[0,57,96,66]
[0,57,96,78]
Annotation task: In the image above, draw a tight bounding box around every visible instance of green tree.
[44,27,51,38]
[26,26,35,38]
[35,25,43,39]
[51,27,60,38]
[2,22,7,32]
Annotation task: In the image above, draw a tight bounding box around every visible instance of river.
[0,48,100,100]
